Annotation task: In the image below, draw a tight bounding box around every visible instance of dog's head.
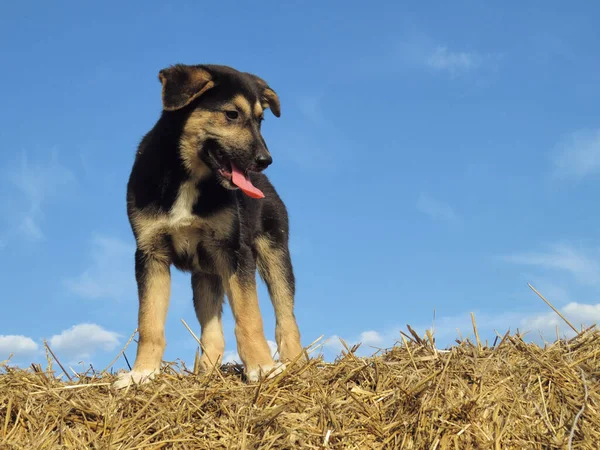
[158,64,281,197]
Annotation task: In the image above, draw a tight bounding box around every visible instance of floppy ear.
[158,64,215,111]
[247,73,281,117]
[261,86,281,118]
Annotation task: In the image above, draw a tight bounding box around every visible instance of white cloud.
[64,234,135,299]
[2,150,75,242]
[49,323,120,360]
[0,335,39,360]
[222,350,240,364]
[521,302,600,339]
[394,37,498,78]
[423,310,525,343]
[323,330,389,358]
[323,335,345,354]
[503,243,600,285]
[552,129,600,179]
[413,305,600,348]
[321,302,600,361]
[426,46,482,75]
[417,193,458,222]
[418,305,600,347]
[358,330,384,346]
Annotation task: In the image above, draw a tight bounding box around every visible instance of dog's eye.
[225,111,239,120]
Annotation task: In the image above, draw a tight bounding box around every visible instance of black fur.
[113,64,305,385]
[126,64,292,288]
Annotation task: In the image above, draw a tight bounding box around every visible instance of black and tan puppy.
[114,64,303,388]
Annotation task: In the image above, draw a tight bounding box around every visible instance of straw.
[1,286,598,449]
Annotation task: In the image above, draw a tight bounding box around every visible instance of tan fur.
[225,273,275,371]
[180,106,257,177]
[178,92,261,178]
[131,260,171,373]
[179,111,214,177]
[247,74,281,117]
[118,64,298,389]
[232,94,252,117]
[192,273,225,371]
[254,101,264,120]
[159,66,215,111]
[129,170,235,273]
[170,180,200,224]
[130,205,235,272]
[255,236,304,362]
[261,88,280,117]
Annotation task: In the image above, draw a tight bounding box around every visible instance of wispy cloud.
[394,37,500,78]
[421,305,600,345]
[323,329,389,358]
[2,324,122,367]
[63,234,135,300]
[502,243,600,285]
[321,320,497,358]
[358,330,384,346]
[222,350,240,364]
[500,244,600,339]
[0,335,39,360]
[323,335,345,354]
[416,193,458,222]
[49,323,121,361]
[319,300,600,360]
[1,150,75,242]
[418,310,522,343]
[521,302,600,340]
[425,46,483,75]
[551,128,600,180]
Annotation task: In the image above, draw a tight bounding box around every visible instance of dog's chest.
[169,180,200,228]
[166,180,232,271]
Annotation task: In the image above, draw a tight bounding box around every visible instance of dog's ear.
[247,74,281,117]
[158,64,215,111]
[261,86,281,118]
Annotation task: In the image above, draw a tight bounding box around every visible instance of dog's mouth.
[208,149,265,199]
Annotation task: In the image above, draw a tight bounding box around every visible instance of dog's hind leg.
[255,235,304,363]
[191,272,226,373]
[113,250,171,389]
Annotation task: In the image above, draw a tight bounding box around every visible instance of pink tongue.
[231,163,265,199]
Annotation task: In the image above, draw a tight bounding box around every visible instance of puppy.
[113,64,303,388]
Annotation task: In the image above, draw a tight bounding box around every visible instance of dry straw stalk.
[1,287,599,449]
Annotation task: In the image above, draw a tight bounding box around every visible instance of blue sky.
[1,1,600,372]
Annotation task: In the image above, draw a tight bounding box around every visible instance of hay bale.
[1,328,599,449]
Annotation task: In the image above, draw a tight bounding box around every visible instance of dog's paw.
[246,362,286,382]
[112,369,157,390]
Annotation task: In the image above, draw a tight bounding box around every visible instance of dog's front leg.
[224,258,284,382]
[113,250,171,389]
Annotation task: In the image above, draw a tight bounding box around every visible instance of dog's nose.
[255,154,273,171]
